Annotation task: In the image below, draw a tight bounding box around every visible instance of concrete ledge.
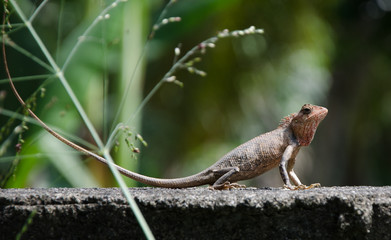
[1,186,391,239]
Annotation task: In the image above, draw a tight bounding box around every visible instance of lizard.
[94,103,328,190]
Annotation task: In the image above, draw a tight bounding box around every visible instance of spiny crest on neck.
[278,113,296,128]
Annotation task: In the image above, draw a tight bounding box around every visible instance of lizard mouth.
[315,107,328,121]
[307,106,328,122]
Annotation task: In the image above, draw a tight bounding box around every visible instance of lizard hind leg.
[209,182,247,190]
[209,167,247,190]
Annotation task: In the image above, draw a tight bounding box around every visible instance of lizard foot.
[209,182,247,190]
[284,183,321,190]
[304,183,321,189]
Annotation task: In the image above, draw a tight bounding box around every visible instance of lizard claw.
[304,183,321,189]
[225,182,247,189]
[284,183,321,190]
[283,184,295,190]
[209,181,247,190]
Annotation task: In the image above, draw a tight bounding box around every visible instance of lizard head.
[290,104,328,146]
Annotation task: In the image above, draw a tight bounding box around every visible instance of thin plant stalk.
[0,108,98,151]
[3,39,53,72]
[106,27,264,150]
[61,0,125,73]
[0,74,53,84]
[10,0,104,149]
[28,0,49,23]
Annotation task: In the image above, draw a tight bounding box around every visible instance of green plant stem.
[61,0,124,73]
[0,74,52,84]
[10,0,104,149]
[15,210,36,240]
[0,152,88,163]
[148,0,176,39]
[105,26,264,150]
[105,37,218,150]
[0,23,24,28]
[123,26,264,127]
[29,0,49,23]
[3,39,53,72]
[55,0,65,63]
[103,150,155,239]
[100,8,109,143]
[0,108,98,151]
[0,124,22,156]
[108,46,147,136]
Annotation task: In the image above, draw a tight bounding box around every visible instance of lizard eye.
[302,108,312,114]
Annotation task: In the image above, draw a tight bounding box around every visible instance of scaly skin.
[95,104,328,189]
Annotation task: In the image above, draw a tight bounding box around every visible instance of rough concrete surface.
[1,186,391,239]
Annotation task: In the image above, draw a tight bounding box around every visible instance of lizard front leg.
[279,145,295,189]
[287,158,302,186]
[282,150,321,190]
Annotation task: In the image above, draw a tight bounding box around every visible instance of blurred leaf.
[38,134,99,187]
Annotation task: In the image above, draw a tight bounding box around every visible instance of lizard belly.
[232,154,283,181]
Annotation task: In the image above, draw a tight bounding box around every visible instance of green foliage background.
[1,0,391,188]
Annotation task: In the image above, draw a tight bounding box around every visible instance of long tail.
[3,30,213,188]
[93,155,213,188]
